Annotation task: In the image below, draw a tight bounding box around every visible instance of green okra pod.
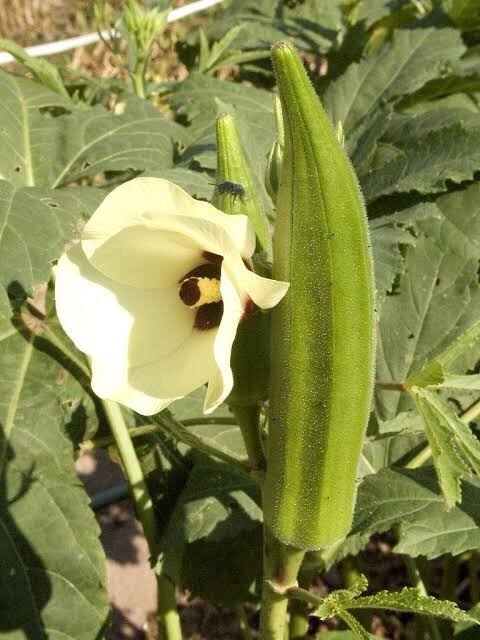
[265,42,376,549]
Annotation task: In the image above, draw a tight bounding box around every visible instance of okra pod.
[265,43,376,549]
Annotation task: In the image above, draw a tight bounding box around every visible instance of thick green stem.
[132,59,146,98]
[157,575,182,640]
[236,605,254,640]
[404,556,442,640]
[230,404,267,478]
[259,529,305,640]
[102,399,182,640]
[288,565,315,640]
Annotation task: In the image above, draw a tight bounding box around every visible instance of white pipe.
[0,0,224,65]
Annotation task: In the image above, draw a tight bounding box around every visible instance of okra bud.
[265,43,376,549]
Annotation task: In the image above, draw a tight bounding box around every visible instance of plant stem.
[132,59,146,98]
[157,575,182,640]
[236,604,254,640]
[259,528,305,640]
[230,404,267,479]
[405,444,433,470]
[460,398,480,425]
[102,400,158,554]
[101,399,182,640]
[85,423,162,449]
[151,413,251,475]
[404,556,442,640]
[375,381,407,391]
[288,562,317,640]
[84,417,238,450]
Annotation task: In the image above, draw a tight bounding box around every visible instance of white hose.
[0,0,224,65]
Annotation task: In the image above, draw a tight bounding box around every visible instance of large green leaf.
[170,74,276,210]
[206,0,341,53]
[329,467,480,566]
[410,387,480,508]
[375,189,480,420]
[0,181,103,310]
[157,457,262,605]
[361,111,480,200]
[0,324,108,639]
[323,27,465,141]
[48,99,187,189]
[0,71,187,189]
[0,39,69,98]
[0,70,71,188]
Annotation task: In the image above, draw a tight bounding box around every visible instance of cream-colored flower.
[55,177,289,415]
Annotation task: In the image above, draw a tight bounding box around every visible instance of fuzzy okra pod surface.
[265,42,376,549]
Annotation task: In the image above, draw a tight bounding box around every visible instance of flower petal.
[56,244,218,414]
[92,326,216,415]
[55,243,195,365]
[203,271,244,414]
[82,177,256,288]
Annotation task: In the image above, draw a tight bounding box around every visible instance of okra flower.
[55,177,288,415]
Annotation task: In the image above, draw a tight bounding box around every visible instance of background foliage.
[1,0,480,638]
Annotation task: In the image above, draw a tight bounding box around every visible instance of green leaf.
[306,576,368,617]
[410,386,480,507]
[408,320,480,388]
[443,0,480,29]
[143,166,214,199]
[207,0,341,54]
[48,98,186,189]
[323,28,466,140]
[369,208,419,310]
[346,587,477,623]
[375,192,480,421]
[328,467,480,566]
[157,458,262,605]
[0,181,104,311]
[0,39,69,98]
[0,326,108,638]
[0,70,71,187]
[361,113,480,200]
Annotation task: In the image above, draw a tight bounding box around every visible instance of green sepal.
[265,42,376,549]
[213,112,271,255]
[212,112,271,410]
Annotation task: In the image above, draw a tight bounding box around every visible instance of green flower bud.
[265,97,284,204]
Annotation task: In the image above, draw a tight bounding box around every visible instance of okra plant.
[1,1,480,639]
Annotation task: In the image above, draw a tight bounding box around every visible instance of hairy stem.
[236,605,254,640]
[102,399,181,640]
[259,529,305,640]
[375,381,406,391]
[404,556,442,640]
[151,413,251,475]
[230,404,267,478]
[288,565,316,640]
